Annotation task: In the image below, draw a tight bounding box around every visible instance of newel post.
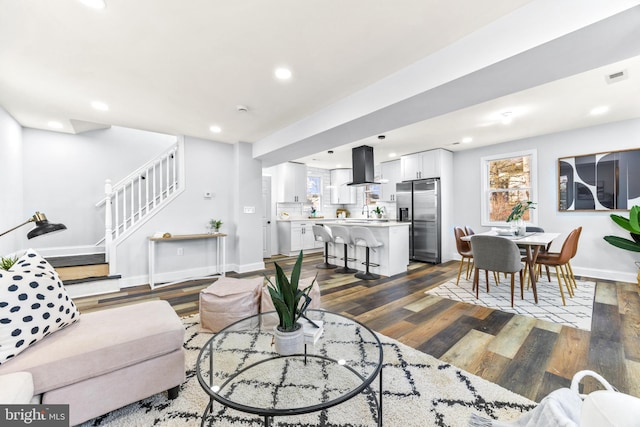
[104,179,113,264]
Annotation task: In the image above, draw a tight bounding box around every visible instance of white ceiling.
[1,0,639,169]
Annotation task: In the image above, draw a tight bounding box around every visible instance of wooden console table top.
[149,233,227,241]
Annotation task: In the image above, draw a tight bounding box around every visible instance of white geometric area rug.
[426,274,595,331]
[79,315,536,427]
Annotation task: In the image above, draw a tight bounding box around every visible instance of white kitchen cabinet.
[277,221,323,256]
[380,159,401,201]
[278,162,307,202]
[330,169,356,204]
[400,149,445,181]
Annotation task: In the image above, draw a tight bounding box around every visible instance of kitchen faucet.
[362,204,369,218]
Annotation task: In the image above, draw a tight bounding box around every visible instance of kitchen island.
[277,218,409,277]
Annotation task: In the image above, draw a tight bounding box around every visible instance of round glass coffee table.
[196,309,383,426]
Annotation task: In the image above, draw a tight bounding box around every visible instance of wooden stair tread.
[47,254,106,268]
[63,274,122,286]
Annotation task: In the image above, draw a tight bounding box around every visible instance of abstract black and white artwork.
[558,149,640,211]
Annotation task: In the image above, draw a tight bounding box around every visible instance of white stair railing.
[96,139,185,273]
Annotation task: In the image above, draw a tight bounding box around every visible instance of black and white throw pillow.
[0,249,80,364]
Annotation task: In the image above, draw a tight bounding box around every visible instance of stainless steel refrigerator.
[396,179,441,263]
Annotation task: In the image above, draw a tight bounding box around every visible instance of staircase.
[47,254,122,298]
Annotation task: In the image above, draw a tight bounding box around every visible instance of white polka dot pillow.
[0,249,80,364]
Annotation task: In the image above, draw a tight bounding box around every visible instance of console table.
[148,233,226,289]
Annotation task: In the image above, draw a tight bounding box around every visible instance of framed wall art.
[558,148,640,211]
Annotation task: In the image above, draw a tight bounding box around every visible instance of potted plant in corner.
[604,205,640,287]
[506,200,536,236]
[265,250,314,356]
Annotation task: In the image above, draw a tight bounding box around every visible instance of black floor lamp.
[0,211,67,239]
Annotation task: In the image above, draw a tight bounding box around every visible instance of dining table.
[462,230,561,304]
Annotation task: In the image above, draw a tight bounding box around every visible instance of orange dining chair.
[535,227,581,306]
[470,235,524,306]
[454,227,473,286]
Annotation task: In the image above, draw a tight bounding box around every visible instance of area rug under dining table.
[78,315,536,427]
[426,274,595,331]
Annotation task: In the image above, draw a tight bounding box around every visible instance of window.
[307,174,322,212]
[481,150,537,226]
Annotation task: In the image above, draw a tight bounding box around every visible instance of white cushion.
[0,371,34,404]
[581,390,640,427]
[0,249,80,364]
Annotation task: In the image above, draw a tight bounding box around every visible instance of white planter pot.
[273,324,304,356]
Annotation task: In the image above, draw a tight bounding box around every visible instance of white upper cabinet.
[278,162,307,203]
[380,159,401,201]
[400,149,444,181]
[330,169,356,204]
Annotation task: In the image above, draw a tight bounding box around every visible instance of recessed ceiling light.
[274,67,292,80]
[590,105,610,116]
[388,153,397,158]
[79,0,106,9]
[461,137,473,143]
[48,121,64,129]
[91,101,109,111]
[209,125,222,133]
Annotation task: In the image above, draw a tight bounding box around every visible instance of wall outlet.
[177,248,184,256]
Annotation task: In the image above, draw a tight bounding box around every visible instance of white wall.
[452,118,640,282]
[0,107,24,255]
[21,126,175,248]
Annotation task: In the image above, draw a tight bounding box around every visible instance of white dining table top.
[462,230,561,246]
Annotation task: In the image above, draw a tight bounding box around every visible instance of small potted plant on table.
[506,200,536,236]
[209,219,223,234]
[265,251,314,355]
[372,206,384,219]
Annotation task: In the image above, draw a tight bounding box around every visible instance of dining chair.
[465,226,475,236]
[470,235,524,306]
[535,227,581,306]
[454,227,473,286]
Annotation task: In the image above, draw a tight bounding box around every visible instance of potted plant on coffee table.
[604,205,640,287]
[265,250,314,355]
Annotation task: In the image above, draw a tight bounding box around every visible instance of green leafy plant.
[0,255,18,270]
[604,205,640,253]
[372,206,384,215]
[265,251,314,332]
[209,219,223,231]
[506,200,536,222]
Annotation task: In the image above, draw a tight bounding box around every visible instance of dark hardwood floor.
[73,252,640,403]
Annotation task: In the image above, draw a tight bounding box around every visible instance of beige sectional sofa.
[0,300,185,426]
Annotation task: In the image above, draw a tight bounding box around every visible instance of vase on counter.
[516,218,526,236]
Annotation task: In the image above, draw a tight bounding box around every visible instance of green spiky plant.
[209,219,222,232]
[265,251,314,332]
[506,200,536,222]
[604,205,640,253]
[0,255,18,270]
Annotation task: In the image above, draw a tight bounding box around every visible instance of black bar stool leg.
[315,242,337,269]
[335,243,357,274]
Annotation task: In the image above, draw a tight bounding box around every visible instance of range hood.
[348,145,380,186]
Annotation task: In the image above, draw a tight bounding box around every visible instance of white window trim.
[480,149,538,227]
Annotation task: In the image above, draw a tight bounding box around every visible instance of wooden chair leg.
[560,264,574,297]
[493,271,500,286]
[510,272,515,307]
[474,268,480,299]
[519,270,524,300]
[554,266,567,305]
[567,261,577,289]
[456,257,465,286]
[485,270,490,292]
[466,259,473,280]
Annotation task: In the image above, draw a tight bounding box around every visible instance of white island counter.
[277,218,409,277]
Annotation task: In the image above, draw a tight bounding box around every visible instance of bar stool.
[350,226,383,280]
[312,225,337,269]
[330,225,358,274]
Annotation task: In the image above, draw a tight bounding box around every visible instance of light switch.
[243,206,255,214]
